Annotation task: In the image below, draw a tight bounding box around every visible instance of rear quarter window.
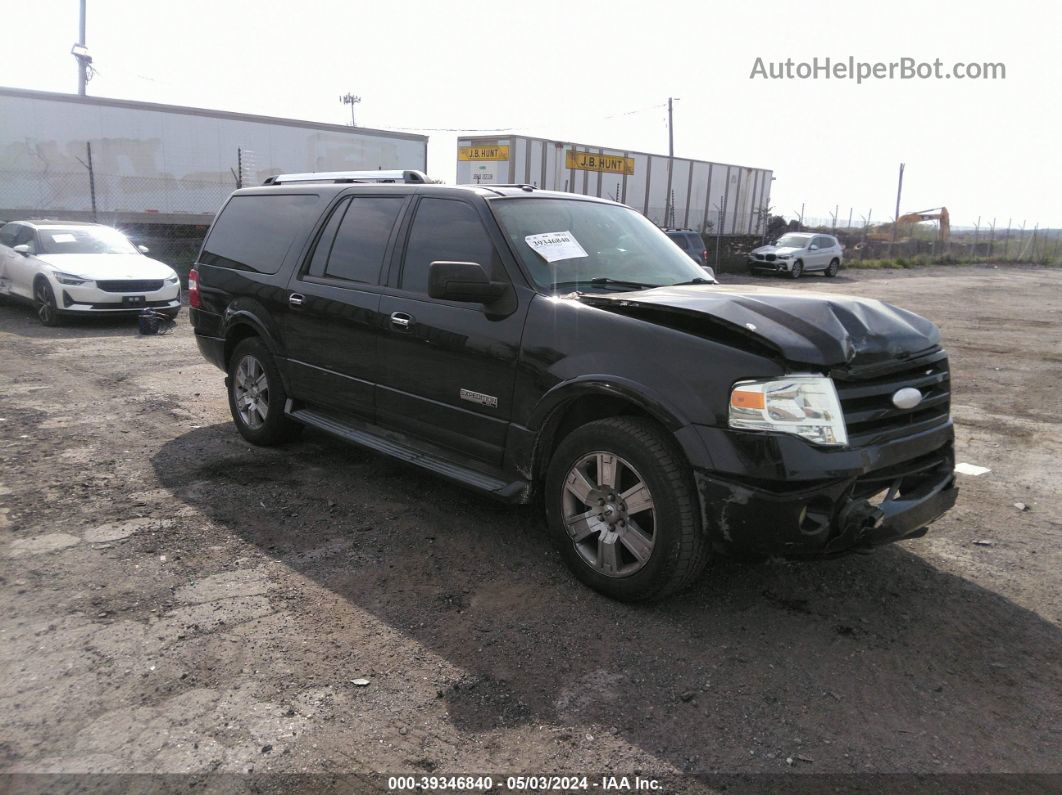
[201,194,321,274]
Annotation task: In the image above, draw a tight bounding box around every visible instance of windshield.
[491,198,708,291]
[775,233,811,249]
[37,227,139,255]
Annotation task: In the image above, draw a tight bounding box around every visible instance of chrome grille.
[834,350,951,446]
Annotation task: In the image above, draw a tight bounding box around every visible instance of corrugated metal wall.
[457,135,772,235]
[0,88,428,224]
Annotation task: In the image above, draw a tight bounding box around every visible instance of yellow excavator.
[896,207,950,242]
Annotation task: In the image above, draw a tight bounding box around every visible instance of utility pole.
[340,93,362,127]
[72,0,92,96]
[664,97,676,228]
[891,162,905,244]
[667,97,675,161]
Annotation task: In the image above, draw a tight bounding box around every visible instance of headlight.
[165,275,180,285]
[776,254,790,259]
[729,375,848,447]
[54,272,90,286]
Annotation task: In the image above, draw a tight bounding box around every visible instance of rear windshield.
[666,232,700,248]
[200,194,320,274]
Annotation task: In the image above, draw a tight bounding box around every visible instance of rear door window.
[399,198,501,294]
[323,197,406,284]
[201,193,320,274]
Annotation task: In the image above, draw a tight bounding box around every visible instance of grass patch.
[846,255,1061,270]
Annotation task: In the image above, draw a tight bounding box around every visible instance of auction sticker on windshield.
[524,230,588,263]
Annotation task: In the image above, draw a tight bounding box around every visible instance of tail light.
[188,267,201,308]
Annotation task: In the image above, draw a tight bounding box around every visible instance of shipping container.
[0,87,428,226]
[456,134,772,236]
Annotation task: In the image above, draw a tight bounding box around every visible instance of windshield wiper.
[670,277,714,286]
[549,277,659,292]
[587,277,658,290]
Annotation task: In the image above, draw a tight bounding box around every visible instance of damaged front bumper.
[689,423,958,557]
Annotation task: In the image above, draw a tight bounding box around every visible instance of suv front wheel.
[227,337,303,446]
[545,417,709,601]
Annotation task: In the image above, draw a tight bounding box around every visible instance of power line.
[375,102,668,133]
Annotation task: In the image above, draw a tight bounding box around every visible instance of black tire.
[825,258,840,277]
[789,260,803,279]
[34,278,61,327]
[227,337,303,446]
[544,417,709,602]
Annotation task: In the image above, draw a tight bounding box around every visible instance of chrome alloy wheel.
[234,354,269,430]
[561,451,657,577]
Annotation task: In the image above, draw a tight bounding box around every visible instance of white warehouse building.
[0,86,428,226]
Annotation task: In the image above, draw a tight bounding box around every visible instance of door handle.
[390,311,413,329]
[289,293,305,308]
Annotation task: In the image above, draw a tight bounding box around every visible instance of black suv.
[665,229,709,267]
[190,173,957,601]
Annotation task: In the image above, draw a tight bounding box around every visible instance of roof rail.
[264,169,429,185]
[475,183,536,191]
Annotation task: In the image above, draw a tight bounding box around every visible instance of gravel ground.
[1,265,1060,786]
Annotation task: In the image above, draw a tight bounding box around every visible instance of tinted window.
[201,194,320,274]
[324,197,405,284]
[307,198,351,278]
[665,232,690,250]
[400,199,500,294]
[0,223,18,247]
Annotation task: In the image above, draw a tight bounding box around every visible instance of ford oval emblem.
[892,387,923,410]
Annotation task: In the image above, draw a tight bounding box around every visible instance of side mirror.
[137,245,150,254]
[12,244,31,256]
[428,261,507,303]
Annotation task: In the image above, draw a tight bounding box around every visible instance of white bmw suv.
[747,232,843,279]
[0,220,181,326]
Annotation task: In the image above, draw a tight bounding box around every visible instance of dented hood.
[580,285,941,367]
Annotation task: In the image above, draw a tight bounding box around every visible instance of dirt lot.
[1,265,1060,785]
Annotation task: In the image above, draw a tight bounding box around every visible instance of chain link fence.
[0,168,232,220]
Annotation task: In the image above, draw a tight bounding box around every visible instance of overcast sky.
[4,0,1059,228]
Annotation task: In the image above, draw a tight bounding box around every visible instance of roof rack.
[264,169,429,185]
[477,183,537,191]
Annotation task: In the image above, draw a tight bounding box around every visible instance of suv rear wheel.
[545,417,708,601]
[825,258,840,277]
[227,337,303,445]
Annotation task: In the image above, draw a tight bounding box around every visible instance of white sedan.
[0,220,181,326]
